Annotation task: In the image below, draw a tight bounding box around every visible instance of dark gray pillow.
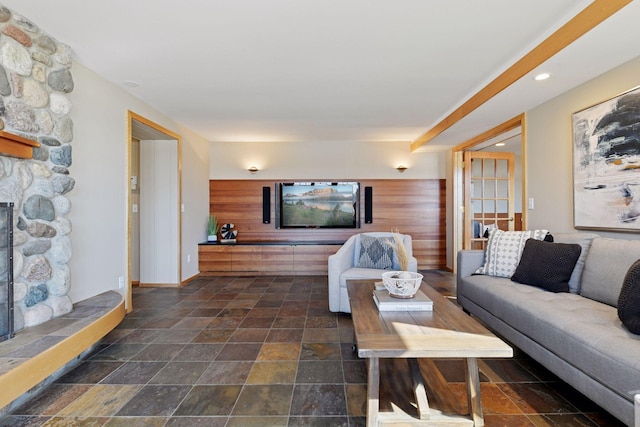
[511,239,581,293]
[618,259,640,335]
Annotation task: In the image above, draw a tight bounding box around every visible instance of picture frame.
[573,85,640,231]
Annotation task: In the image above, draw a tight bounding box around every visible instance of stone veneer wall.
[0,5,75,329]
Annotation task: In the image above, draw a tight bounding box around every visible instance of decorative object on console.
[207,215,219,242]
[573,85,640,231]
[220,223,238,242]
[381,271,424,299]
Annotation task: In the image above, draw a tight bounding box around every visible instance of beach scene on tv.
[281,183,357,227]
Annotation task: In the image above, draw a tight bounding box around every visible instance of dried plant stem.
[387,231,409,271]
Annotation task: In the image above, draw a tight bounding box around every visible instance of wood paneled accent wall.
[209,179,446,269]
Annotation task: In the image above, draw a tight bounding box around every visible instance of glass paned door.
[464,152,515,250]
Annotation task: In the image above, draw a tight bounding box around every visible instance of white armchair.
[328,232,418,313]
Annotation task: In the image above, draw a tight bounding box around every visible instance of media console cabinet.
[198,241,344,276]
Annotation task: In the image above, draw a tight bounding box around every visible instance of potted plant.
[207,215,219,242]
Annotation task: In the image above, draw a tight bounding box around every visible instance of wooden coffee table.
[347,279,512,426]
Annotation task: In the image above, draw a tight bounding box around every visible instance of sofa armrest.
[457,250,485,279]
[456,250,485,297]
[328,236,357,311]
[407,256,418,272]
[329,236,357,272]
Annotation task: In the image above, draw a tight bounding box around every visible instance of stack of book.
[373,289,433,311]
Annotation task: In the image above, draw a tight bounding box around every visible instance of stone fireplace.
[0,6,75,329]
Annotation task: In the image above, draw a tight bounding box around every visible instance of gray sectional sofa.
[457,232,640,426]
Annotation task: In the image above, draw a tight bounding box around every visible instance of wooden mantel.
[0,130,40,159]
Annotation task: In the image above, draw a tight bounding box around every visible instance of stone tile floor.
[0,271,627,426]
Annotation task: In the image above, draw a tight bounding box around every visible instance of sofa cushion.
[460,274,640,403]
[581,238,640,307]
[339,267,386,290]
[552,233,599,294]
[511,239,581,293]
[475,229,549,278]
[356,234,394,270]
[618,259,640,335]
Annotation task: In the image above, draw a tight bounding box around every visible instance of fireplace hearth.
[0,203,14,342]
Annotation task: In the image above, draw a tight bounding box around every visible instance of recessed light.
[123,80,140,87]
[534,73,551,81]
[495,142,506,147]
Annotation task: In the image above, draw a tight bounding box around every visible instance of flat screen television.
[275,182,360,229]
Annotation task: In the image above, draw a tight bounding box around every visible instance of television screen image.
[276,182,360,229]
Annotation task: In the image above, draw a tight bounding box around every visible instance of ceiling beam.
[452,114,524,152]
[410,0,633,152]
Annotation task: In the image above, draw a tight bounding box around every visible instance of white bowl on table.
[381,271,424,298]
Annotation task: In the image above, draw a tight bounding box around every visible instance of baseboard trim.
[181,273,200,287]
[138,282,179,288]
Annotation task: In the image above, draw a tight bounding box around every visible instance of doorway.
[464,151,517,250]
[452,114,525,271]
[127,111,182,311]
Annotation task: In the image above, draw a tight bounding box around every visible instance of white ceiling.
[3,0,640,150]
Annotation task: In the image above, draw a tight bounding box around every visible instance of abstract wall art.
[573,86,640,231]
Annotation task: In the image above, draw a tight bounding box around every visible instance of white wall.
[130,139,140,281]
[527,55,640,239]
[68,63,209,303]
[209,140,446,180]
[180,127,211,278]
[140,140,179,284]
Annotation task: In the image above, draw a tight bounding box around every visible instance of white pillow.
[475,229,549,278]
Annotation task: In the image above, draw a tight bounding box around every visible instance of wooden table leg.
[367,357,380,427]
[408,358,430,420]
[466,357,484,427]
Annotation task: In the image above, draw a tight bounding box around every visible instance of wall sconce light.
[248,166,259,174]
[396,165,408,173]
